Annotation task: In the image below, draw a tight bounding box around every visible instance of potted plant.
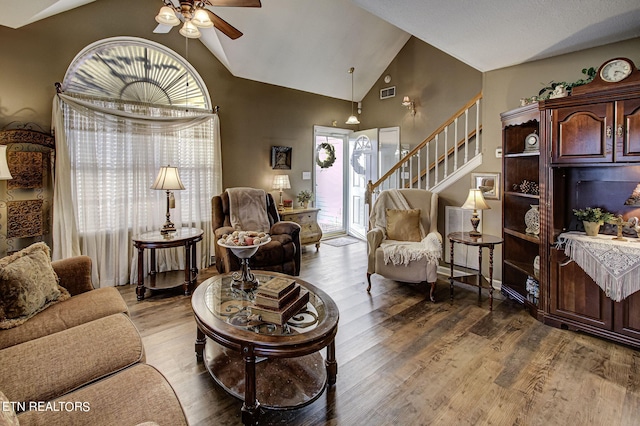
[297,190,313,208]
[573,207,614,236]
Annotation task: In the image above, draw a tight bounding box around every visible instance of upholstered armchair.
[212,188,301,276]
[366,188,442,301]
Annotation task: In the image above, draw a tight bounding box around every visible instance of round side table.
[133,227,203,300]
[448,231,503,310]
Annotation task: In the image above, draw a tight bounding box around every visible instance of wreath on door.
[350,135,369,176]
[350,148,366,176]
[316,142,336,169]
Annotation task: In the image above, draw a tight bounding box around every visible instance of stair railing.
[366,92,482,206]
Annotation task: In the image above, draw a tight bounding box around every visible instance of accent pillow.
[386,209,422,242]
[0,391,19,426]
[0,242,70,329]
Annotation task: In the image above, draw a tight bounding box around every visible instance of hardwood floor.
[118,241,640,425]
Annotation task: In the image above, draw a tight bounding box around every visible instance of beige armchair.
[366,188,442,301]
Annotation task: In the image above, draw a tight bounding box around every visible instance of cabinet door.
[616,98,640,162]
[549,249,613,329]
[614,291,640,339]
[551,103,614,164]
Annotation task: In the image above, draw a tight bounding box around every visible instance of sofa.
[0,245,188,425]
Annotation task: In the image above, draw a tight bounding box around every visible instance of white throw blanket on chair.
[227,187,271,232]
[370,189,442,266]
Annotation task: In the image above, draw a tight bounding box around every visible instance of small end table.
[133,227,203,301]
[448,231,503,310]
[279,207,323,249]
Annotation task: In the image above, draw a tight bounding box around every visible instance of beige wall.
[357,37,483,238]
[2,0,639,279]
[0,0,351,204]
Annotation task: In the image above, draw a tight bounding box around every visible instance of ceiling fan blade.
[153,23,174,34]
[207,0,261,7]
[206,10,243,39]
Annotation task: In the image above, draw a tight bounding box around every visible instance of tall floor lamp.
[151,165,185,235]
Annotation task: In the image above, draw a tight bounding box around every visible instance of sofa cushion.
[0,313,144,405]
[0,242,70,329]
[0,390,19,426]
[0,286,128,350]
[17,364,187,426]
[385,209,422,242]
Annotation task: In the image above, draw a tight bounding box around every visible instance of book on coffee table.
[251,288,310,326]
[255,284,301,310]
[258,277,296,299]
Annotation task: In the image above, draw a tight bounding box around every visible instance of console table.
[279,207,322,249]
[132,227,203,300]
[448,232,503,311]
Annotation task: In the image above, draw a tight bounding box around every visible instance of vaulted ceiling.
[2,0,639,101]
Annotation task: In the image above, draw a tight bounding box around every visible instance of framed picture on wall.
[471,172,500,200]
[271,146,292,170]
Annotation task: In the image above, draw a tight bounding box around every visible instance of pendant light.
[346,67,360,125]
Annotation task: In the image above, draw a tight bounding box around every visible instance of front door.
[348,129,378,239]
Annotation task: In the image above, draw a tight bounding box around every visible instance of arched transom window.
[62,36,211,110]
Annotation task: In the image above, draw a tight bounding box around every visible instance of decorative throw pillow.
[386,209,422,242]
[0,242,70,329]
[0,391,19,426]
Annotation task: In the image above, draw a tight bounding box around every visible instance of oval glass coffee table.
[191,271,339,425]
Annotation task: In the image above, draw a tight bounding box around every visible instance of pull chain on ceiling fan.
[154,0,261,40]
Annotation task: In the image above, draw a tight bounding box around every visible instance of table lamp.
[0,146,13,180]
[151,165,185,235]
[461,188,490,237]
[272,174,290,210]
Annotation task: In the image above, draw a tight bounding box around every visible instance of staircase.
[366,92,483,205]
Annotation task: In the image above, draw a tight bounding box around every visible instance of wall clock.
[599,58,633,83]
[524,132,539,152]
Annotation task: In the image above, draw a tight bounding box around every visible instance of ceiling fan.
[154,0,261,40]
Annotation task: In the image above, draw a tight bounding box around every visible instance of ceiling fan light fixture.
[155,5,180,26]
[192,8,214,28]
[179,20,202,38]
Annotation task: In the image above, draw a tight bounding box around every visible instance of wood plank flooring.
[118,241,640,425]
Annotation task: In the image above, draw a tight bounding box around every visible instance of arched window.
[53,37,222,288]
[62,37,211,109]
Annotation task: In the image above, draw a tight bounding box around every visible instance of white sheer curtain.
[52,94,222,287]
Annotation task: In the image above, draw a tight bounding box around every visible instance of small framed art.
[471,172,500,200]
[271,146,292,170]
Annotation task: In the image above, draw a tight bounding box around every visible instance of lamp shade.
[155,6,180,26]
[272,175,291,190]
[345,115,360,125]
[192,8,214,28]
[0,146,12,180]
[402,96,412,106]
[151,166,185,191]
[461,188,490,211]
[179,20,201,39]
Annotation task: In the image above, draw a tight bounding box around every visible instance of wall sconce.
[402,96,416,116]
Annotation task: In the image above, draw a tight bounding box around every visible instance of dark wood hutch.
[501,57,640,348]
